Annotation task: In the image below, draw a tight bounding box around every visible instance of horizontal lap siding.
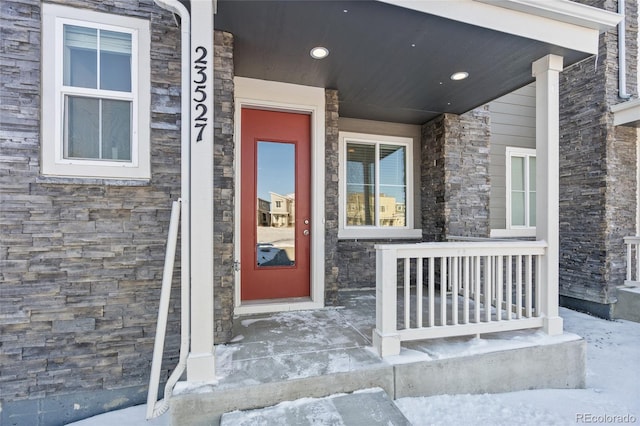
[488,83,536,231]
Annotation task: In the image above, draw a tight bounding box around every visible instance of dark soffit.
[215,0,591,124]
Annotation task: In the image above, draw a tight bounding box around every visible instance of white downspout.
[619,0,632,99]
[148,0,191,419]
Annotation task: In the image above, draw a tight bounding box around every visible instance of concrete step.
[220,388,411,426]
[614,286,640,322]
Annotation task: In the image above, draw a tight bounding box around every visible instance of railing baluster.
[496,255,503,321]
[623,237,640,284]
[441,257,448,326]
[475,256,481,324]
[417,257,423,328]
[525,255,532,318]
[452,256,459,325]
[506,255,513,320]
[627,242,632,282]
[463,256,470,324]
[404,257,411,329]
[635,242,640,281]
[485,256,492,322]
[516,255,523,319]
[429,257,435,327]
[535,253,542,316]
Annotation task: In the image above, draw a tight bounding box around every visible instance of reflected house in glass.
[346,192,405,227]
[269,192,295,228]
[257,197,271,227]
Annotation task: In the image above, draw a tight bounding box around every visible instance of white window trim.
[41,3,150,180]
[338,131,421,240]
[506,146,536,231]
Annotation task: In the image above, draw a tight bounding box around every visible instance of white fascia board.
[476,0,622,32]
[611,99,640,127]
[378,0,622,55]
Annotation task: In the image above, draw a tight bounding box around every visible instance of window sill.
[338,228,423,240]
[490,228,536,238]
[36,176,150,186]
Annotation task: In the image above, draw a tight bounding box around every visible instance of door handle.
[303,230,310,236]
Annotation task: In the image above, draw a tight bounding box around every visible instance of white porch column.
[373,246,401,357]
[187,0,216,382]
[532,54,564,335]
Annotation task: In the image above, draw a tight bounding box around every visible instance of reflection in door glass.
[256,141,296,267]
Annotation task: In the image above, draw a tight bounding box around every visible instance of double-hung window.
[506,147,536,229]
[42,4,150,179]
[338,132,420,239]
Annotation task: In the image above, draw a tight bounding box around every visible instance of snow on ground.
[69,307,639,425]
[395,307,640,425]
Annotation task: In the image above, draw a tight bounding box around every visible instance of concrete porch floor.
[170,289,586,425]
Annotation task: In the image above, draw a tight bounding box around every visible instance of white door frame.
[234,77,325,315]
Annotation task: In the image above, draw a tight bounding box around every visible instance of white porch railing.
[625,236,640,285]
[373,240,550,357]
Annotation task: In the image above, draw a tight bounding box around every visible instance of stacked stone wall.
[213,30,235,342]
[324,90,341,302]
[559,0,638,314]
[421,115,447,241]
[0,1,237,423]
[421,108,491,241]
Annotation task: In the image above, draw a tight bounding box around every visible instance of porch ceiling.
[214,0,593,124]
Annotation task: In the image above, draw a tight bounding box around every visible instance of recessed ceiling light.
[450,71,469,81]
[310,46,329,59]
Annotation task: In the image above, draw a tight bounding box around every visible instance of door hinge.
[233,261,240,272]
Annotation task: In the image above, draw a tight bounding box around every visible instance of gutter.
[619,0,632,99]
[148,0,191,419]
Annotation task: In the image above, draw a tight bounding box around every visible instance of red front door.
[240,108,311,301]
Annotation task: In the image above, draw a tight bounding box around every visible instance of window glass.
[345,141,407,228]
[511,192,526,226]
[346,143,375,226]
[65,96,99,159]
[508,151,536,228]
[529,157,536,226]
[62,24,133,162]
[379,144,406,227]
[511,156,525,226]
[511,156,524,191]
[102,99,132,161]
[100,30,132,92]
[64,97,132,161]
[64,25,97,89]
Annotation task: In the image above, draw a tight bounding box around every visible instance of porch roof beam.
[379,0,621,55]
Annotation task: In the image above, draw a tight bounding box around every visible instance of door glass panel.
[256,141,296,267]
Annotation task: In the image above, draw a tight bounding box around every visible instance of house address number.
[193,46,208,143]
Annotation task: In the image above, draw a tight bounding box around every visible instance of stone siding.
[0,1,235,423]
[559,0,638,315]
[213,30,235,342]
[324,90,340,303]
[421,108,492,241]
